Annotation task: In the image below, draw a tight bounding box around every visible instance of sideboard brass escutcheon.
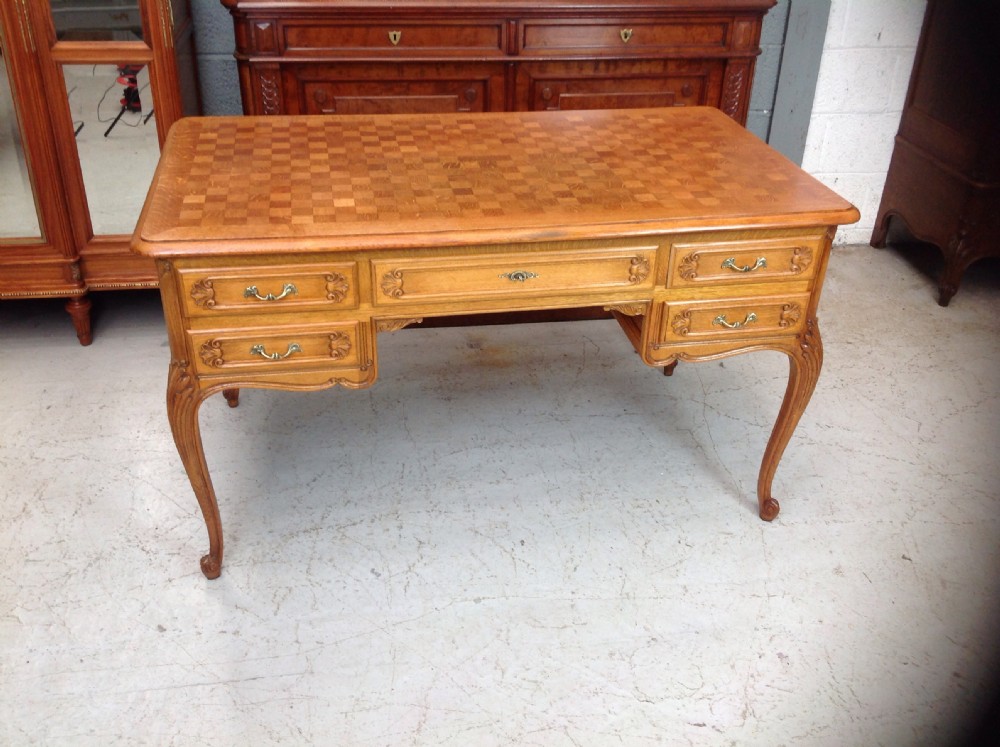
[244,282,297,302]
[620,28,633,43]
[249,342,302,361]
[712,312,758,329]
[388,30,402,45]
[499,270,539,282]
[721,256,767,273]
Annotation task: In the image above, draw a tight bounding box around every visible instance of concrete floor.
[1,243,998,746]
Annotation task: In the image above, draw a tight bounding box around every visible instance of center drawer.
[372,245,657,306]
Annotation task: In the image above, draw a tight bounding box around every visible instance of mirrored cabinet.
[0,0,198,344]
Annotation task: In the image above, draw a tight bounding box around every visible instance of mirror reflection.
[49,0,144,42]
[63,63,160,236]
[0,54,43,241]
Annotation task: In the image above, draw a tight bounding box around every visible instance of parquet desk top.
[135,107,856,253]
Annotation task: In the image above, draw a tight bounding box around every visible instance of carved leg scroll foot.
[759,497,780,522]
[756,318,823,522]
[223,388,240,408]
[168,360,225,579]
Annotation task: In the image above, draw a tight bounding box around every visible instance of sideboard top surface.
[135,107,856,255]
[222,0,776,12]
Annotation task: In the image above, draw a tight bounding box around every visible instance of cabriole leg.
[757,318,824,521]
[167,360,224,578]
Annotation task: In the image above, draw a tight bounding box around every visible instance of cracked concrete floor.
[1,244,998,745]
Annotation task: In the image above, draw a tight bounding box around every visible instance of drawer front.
[668,235,824,288]
[657,294,810,344]
[301,70,502,115]
[516,60,714,112]
[520,19,729,57]
[179,263,359,317]
[189,321,370,375]
[373,246,657,306]
[282,22,504,56]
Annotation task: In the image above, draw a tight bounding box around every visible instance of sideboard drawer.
[656,293,810,344]
[520,18,729,57]
[282,21,505,56]
[667,235,824,288]
[189,321,369,375]
[179,263,359,317]
[373,245,657,306]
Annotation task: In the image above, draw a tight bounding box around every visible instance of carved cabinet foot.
[756,318,823,521]
[223,388,240,408]
[65,296,92,346]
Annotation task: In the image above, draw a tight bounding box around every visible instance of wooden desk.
[132,107,858,579]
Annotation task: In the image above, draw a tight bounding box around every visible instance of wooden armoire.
[870,0,1000,306]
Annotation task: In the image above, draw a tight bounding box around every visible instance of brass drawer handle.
[244,283,297,302]
[721,257,767,273]
[620,28,633,43]
[249,342,302,361]
[388,30,402,45]
[713,312,757,330]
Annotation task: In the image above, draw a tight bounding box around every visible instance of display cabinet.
[0,0,199,343]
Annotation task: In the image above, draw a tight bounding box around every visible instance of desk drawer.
[282,22,505,56]
[372,245,657,306]
[179,263,358,317]
[520,19,729,57]
[656,294,810,344]
[667,235,824,288]
[189,320,370,376]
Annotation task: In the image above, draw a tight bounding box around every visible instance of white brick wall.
[802,0,927,244]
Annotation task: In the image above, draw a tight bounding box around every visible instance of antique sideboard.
[132,107,858,578]
[221,0,774,124]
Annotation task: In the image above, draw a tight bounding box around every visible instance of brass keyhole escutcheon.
[620,28,633,43]
[388,30,402,45]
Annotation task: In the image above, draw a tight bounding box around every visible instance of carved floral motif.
[604,303,647,317]
[325,273,350,302]
[671,310,693,336]
[789,246,813,274]
[328,332,352,360]
[779,303,802,328]
[628,256,651,284]
[259,70,281,115]
[376,318,423,332]
[190,279,216,308]
[199,339,225,367]
[380,269,405,298]
[679,253,700,280]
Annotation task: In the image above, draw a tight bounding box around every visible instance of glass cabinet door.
[62,63,161,236]
[0,52,43,241]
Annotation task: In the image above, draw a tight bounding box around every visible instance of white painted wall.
[801,0,927,244]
